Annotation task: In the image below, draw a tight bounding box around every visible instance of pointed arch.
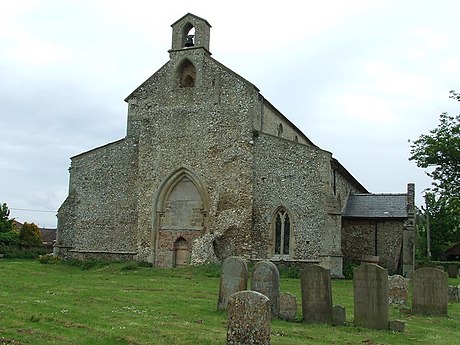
[175,58,196,88]
[271,206,293,258]
[182,22,195,47]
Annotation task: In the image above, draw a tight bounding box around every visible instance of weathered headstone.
[412,267,448,316]
[388,275,408,305]
[447,264,458,278]
[388,320,405,332]
[217,256,248,310]
[227,290,270,345]
[448,285,459,303]
[279,292,297,322]
[251,260,280,318]
[332,305,346,326]
[353,263,389,330]
[300,265,332,324]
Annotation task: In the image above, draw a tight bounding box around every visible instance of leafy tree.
[0,203,19,246]
[409,90,460,199]
[19,222,43,247]
[410,91,460,260]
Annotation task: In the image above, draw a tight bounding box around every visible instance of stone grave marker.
[388,274,408,305]
[251,260,280,318]
[447,264,458,278]
[227,290,270,345]
[217,256,248,310]
[279,292,297,322]
[412,267,448,316]
[332,305,346,326]
[300,264,332,324]
[448,285,459,303]
[353,263,389,330]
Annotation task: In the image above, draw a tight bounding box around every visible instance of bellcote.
[170,13,211,53]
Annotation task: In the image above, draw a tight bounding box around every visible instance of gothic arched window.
[274,208,291,256]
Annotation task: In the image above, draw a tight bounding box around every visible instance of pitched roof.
[343,193,408,218]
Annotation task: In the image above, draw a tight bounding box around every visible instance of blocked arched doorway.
[154,168,210,268]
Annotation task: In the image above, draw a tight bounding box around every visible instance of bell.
[184,35,194,47]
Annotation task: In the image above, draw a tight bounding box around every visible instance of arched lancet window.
[176,59,196,88]
[277,123,283,137]
[274,208,290,256]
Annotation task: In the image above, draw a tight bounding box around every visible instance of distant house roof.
[444,242,460,257]
[342,193,408,218]
[40,228,57,243]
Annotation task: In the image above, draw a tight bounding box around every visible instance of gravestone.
[217,256,248,310]
[388,320,405,332]
[332,305,346,326]
[300,265,332,324]
[447,264,458,278]
[251,260,280,318]
[412,267,448,316]
[227,290,270,345]
[279,292,297,322]
[353,263,389,330]
[448,285,459,303]
[388,275,408,305]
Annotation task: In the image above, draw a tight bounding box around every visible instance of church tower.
[170,13,212,53]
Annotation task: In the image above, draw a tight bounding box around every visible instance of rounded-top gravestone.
[217,256,248,310]
[251,260,280,318]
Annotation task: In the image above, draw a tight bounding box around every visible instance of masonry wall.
[252,132,333,261]
[342,218,404,274]
[56,139,139,258]
[126,51,261,264]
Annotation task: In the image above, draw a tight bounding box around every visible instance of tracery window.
[274,208,290,256]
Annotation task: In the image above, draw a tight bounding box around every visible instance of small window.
[176,59,196,88]
[277,123,283,137]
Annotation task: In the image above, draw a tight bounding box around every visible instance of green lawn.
[0,259,459,345]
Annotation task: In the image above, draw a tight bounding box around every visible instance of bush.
[0,245,50,259]
[38,254,61,264]
[19,222,42,247]
[343,261,360,280]
[0,231,20,246]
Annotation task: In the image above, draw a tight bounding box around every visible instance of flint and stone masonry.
[55,13,415,277]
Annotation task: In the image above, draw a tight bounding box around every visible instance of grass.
[0,259,459,345]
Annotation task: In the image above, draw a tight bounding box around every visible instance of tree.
[0,203,20,246]
[409,90,460,199]
[19,222,43,247]
[410,91,460,260]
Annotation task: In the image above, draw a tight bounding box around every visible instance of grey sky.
[1,0,459,228]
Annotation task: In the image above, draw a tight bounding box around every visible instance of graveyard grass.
[1,260,460,345]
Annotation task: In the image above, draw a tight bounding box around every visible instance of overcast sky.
[1,0,459,228]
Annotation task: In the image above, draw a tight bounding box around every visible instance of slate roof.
[342,193,408,218]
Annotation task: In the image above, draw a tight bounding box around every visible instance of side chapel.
[55,13,415,276]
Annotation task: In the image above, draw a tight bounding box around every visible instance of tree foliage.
[409,90,460,199]
[410,91,460,260]
[19,222,42,247]
[0,203,20,246]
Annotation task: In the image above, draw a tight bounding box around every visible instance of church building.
[55,13,415,277]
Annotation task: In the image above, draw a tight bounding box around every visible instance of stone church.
[55,13,415,277]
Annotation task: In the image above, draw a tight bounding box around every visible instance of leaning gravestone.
[388,275,409,305]
[227,290,271,345]
[412,267,448,316]
[217,256,248,310]
[300,265,332,324]
[251,260,280,318]
[279,292,297,322]
[353,263,389,330]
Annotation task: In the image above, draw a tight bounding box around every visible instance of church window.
[277,123,283,137]
[176,59,196,88]
[273,208,290,256]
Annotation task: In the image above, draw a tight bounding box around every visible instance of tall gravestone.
[353,263,389,330]
[227,290,271,345]
[217,256,248,310]
[251,260,280,318]
[300,265,333,324]
[279,292,297,322]
[412,267,448,316]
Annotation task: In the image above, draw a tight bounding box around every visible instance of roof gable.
[343,193,408,218]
